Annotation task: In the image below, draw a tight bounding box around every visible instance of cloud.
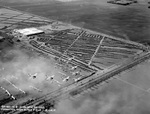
[0,40,63,97]
[53,71,150,114]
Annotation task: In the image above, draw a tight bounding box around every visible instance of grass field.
[1,1,149,45]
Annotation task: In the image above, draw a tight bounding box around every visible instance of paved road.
[88,36,105,66]
[70,51,150,96]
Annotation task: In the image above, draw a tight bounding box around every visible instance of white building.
[13,27,44,37]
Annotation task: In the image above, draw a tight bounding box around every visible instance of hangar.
[13,27,44,36]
